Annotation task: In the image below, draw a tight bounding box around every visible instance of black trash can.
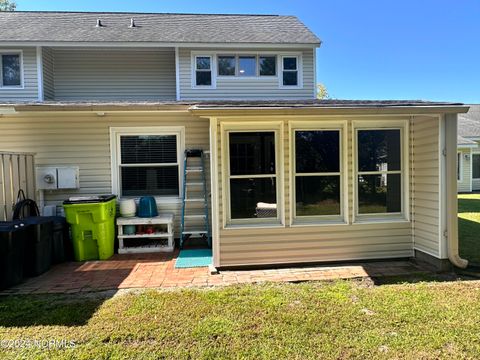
[23,216,54,277]
[46,216,71,264]
[0,220,27,290]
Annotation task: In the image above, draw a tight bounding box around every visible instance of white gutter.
[445,114,468,268]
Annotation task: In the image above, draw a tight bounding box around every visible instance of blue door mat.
[175,249,212,268]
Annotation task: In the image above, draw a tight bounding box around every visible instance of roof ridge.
[1,11,286,17]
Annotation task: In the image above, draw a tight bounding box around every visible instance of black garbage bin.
[23,216,54,277]
[46,216,71,264]
[0,220,27,290]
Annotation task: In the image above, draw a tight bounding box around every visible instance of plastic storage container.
[23,216,54,277]
[0,220,27,290]
[63,195,116,261]
[46,216,70,264]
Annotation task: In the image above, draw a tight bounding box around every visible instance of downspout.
[445,114,468,268]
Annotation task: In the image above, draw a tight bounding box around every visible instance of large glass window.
[119,135,179,197]
[259,56,276,76]
[238,56,256,77]
[357,129,402,215]
[473,154,480,179]
[1,53,21,87]
[228,131,277,220]
[294,130,341,218]
[217,55,236,76]
[195,56,212,86]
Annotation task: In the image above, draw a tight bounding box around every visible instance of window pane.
[121,166,179,197]
[473,154,480,179]
[121,135,177,164]
[196,71,211,86]
[196,57,210,70]
[259,56,276,76]
[238,56,256,76]
[218,56,236,76]
[457,153,461,180]
[358,129,401,172]
[230,177,276,219]
[358,174,401,214]
[283,57,297,70]
[229,132,275,175]
[296,176,340,216]
[296,130,340,173]
[2,54,20,86]
[282,71,298,86]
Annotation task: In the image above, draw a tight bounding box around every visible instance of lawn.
[1,279,480,359]
[458,193,480,265]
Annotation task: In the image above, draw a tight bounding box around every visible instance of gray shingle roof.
[0,11,320,45]
[458,105,480,137]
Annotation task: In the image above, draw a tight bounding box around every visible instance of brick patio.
[0,251,433,295]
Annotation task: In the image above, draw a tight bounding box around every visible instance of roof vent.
[96,19,103,27]
[129,18,136,28]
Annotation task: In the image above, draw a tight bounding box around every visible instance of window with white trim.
[281,56,298,86]
[293,129,342,220]
[356,128,403,216]
[216,54,277,77]
[195,56,212,86]
[111,128,183,198]
[226,129,281,225]
[0,52,22,87]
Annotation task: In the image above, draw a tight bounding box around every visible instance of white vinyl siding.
[0,47,37,101]
[410,116,442,257]
[51,48,176,101]
[457,148,472,192]
[0,109,209,235]
[179,48,315,100]
[42,47,55,101]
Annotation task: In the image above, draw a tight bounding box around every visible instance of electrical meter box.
[36,166,79,190]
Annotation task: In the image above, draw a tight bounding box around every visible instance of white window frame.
[280,55,303,89]
[352,120,410,223]
[221,121,284,228]
[472,153,480,180]
[289,121,348,225]
[110,126,185,201]
[0,50,24,89]
[457,151,463,182]
[192,54,215,89]
[216,54,278,78]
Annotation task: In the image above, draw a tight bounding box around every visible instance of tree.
[0,0,16,11]
[316,83,330,100]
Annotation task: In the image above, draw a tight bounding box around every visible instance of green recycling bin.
[63,195,116,261]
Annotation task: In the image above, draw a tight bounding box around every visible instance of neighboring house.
[0,11,469,269]
[457,105,480,192]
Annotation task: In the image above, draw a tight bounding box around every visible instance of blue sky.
[15,0,480,103]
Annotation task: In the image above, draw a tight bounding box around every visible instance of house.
[457,105,480,192]
[0,11,469,270]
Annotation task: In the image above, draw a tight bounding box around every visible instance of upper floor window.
[217,55,277,77]
[1,53,22,87]
[195,56,212,86]
[281,56,299,86]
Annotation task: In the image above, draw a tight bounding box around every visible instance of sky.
[14,0,480,103]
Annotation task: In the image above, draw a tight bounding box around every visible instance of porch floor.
[1,251,434,295]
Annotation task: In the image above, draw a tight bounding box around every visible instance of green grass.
[458,193,480,265]
[1,279,480,359]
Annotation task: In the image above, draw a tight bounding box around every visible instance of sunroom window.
[228,131,278,221]
[119,135,180,197]
[1,53,21,87]
[356,129,402,215]
[294,130,341,219]
[473,154,480,179]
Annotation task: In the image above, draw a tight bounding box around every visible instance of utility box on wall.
[36,166,80,190]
